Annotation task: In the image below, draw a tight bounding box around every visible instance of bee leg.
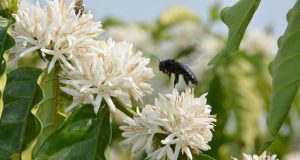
[168,72,171,80]
[174,73,179,86]
[183,75,189,85]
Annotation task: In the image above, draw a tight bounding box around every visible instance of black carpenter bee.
[159,59,198,86]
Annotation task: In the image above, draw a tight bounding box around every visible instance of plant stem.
[113,99,137,118]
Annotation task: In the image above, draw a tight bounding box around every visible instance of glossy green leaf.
[34,105,112,160]
[0,67,42,159]
[96,106,112,160]
[36,66,61,127]
[267,0,300,138]
[33,65,66,156]
[258,138,274,155]
[0,16,15,115]
[0,17,14,64]
[208,0,261,65]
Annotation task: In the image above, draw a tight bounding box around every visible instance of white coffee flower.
[12,1,52,58]
[232,151,278,160]
[41,36,78,73]
[11,0,103,72]
[120,88,216,160]
[47,0,103,41]
[60,38,154,113]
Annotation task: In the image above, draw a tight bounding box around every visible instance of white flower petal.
[145,134,154,154]
[184,147,192,160]
[93,94,103,114]
[65,100,81,112]
[19,45,41,57]
[156,147,167,160]
[48,56,58,73]
[173,143,181,160]
[104,95,116,111]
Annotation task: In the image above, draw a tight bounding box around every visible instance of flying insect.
[159,59,198,86]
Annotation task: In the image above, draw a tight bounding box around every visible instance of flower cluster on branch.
[120,88,216,159]
[11,0,154,114]
[232,151,278,160]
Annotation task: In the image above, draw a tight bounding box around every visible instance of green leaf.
[96,107,111,160]
[0,16,10,27]
[0,17,15,115]
[34,105,112,160]
[258,138,274,155]
[0,17,15,64]
[33,64,66,156]
[208,0,261,65]
[0,67,42,159]
[36,66,60,127]
[267,0,300,141]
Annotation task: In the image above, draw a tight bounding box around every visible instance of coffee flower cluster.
[11,0,154,113]
[120,88,216,160]
[232,151,278,160]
